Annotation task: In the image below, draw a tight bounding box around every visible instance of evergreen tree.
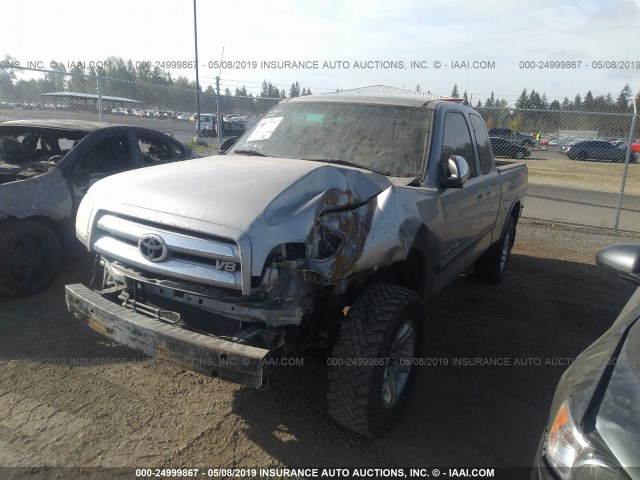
[43,61,67,92]
[529,89,542,109]
[616,83,632,113]
[484,91,495,108]
[495,98,508,108]
[541,93,549,109]
[462,90,469,106]
[67,66,91,93]
[289,81,301,98]
[415,84,421,92]
[515,89,528,109]
[583,91,594,111]
[605,93,615,111]
[451,84,459,98]
[574,93,582,111]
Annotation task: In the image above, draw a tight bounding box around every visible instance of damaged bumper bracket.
[65,284,270,388]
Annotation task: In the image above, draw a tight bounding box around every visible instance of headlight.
[75,193,95,244]
[547,401,626,480]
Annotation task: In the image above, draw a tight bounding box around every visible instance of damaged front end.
[68,158,426,385]
[288,188,377,281]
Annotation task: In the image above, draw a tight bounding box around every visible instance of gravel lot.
[1,220,639,480]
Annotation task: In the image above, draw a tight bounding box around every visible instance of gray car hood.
[594,313,640,471]
[87,155,391,233]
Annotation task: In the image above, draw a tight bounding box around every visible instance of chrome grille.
[93,214,243,291]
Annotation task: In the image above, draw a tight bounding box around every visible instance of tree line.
[448,83,639,114]
[445,83,639,137]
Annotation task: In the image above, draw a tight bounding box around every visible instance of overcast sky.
[2,0,639,103]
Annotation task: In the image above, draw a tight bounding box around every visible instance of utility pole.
[193,0,201,137]
[216,76,221,146]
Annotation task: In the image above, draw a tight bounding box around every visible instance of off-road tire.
[0,220,62,297]
[327,283,423,437]
[474,215,516,284]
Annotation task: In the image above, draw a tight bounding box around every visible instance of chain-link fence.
[0,67,281,151]
[1,67,638,232]
[476,106,639,233]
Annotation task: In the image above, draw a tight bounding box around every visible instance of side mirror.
[218,136,239,155]
[596,243,640,286]
[440,155,470,189]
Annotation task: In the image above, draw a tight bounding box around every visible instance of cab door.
[469,113,501,246]
[434,110,487,289]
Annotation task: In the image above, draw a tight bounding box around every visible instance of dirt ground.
[1,220,639,479]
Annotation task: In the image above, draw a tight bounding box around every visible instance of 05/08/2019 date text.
[519,60,640,69]
[326,357,449,367]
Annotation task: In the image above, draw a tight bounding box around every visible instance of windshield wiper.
[232,149,271,157]
[302,158,392,176]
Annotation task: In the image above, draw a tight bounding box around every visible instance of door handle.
[486,186,493,197]
[477,189,484,201]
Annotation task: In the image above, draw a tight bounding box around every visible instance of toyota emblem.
[138,234,169,262]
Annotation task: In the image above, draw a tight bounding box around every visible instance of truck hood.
[88,155,391,233]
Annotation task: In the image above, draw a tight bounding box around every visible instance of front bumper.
[65,283,271,388]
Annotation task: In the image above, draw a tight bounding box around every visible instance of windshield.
[229,101,431,177]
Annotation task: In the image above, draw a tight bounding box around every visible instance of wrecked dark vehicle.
[532,244,640,480]
[0,120,198,296]
[65,95,528,436]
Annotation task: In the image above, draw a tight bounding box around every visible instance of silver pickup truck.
[65,94,527,436]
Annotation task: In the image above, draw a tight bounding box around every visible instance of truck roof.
[286,93,446,109]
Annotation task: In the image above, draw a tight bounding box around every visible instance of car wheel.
[515,151,525,159]
[474,215,516,284]
[327,283,423,437]
[0,220,62,297]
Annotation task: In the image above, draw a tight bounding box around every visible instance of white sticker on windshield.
[247,116,284,141]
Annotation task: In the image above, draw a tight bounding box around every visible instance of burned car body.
[0,120,197,296]
[66,95,527,436]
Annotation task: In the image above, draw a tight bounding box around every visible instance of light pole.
[193,0,201,137]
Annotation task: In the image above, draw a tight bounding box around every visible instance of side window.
[469,114,493,175]
[136,134,181,164]
[80,135,131,174]
[441,111,477,178]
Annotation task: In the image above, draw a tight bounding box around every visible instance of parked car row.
[110,108,180,119]
[1,101,72,111]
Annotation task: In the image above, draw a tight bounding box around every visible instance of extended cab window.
[469,114,493,175]
[441,112,477,178]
